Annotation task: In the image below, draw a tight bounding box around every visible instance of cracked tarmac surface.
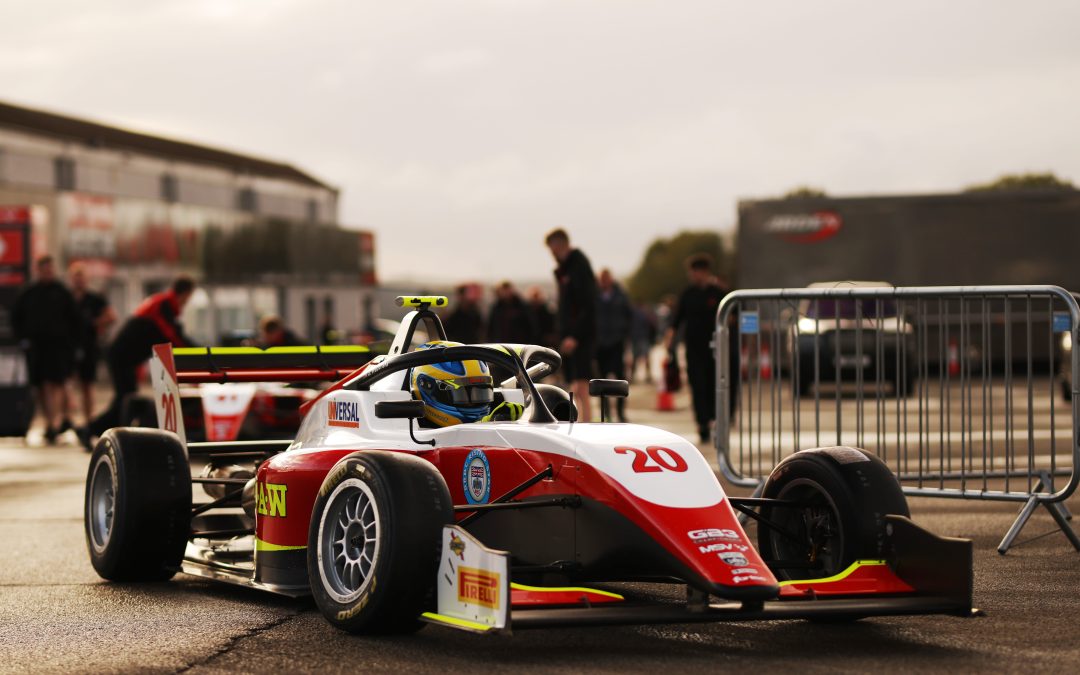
[2,386,1079,673]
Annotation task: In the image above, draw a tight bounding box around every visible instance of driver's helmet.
[411,341,495,427]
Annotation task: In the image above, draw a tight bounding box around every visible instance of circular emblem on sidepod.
[462,448,491,505]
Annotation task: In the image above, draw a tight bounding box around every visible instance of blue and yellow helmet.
[411,341,494,427]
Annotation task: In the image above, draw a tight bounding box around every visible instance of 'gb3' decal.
[614,446,688,473]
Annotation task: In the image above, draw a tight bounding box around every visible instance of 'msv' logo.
[256,481,287,517]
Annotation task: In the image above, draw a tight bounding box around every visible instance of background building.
[0,99,376,345]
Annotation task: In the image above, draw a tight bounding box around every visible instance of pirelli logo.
[458,566,500,609]
[328,400,360,428]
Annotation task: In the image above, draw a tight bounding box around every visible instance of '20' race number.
[614,446,688,473]
[161,392,178,433]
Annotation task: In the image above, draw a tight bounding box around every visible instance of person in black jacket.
[81,275,197,449]
[664,254,728,443]
[596,268,632,422]
[12,256,81,443]
[545,228,597,422]
[487,281,534,345]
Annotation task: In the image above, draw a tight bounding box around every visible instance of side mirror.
[589,379,629,398]
[375,400,425,420]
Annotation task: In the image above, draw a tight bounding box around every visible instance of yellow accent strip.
[396,296,449,308]
[173,345,370,355]
[420,612,497,633]
[254,537,307,552]
[510,582,625,600]
[777,559,887,587]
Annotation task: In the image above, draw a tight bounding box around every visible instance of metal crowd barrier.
[714,285,1080,554]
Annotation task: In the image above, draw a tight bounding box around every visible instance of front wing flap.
[427,515,974,633]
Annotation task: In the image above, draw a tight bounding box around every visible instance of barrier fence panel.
[714,285,1080,554]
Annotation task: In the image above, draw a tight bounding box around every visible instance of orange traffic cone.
[947,338,960,376]
[759,343,773,380]
[657,355,677,411]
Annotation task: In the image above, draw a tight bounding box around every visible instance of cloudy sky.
[3,0,1079,284]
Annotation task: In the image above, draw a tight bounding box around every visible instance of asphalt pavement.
[2,381,1079,674]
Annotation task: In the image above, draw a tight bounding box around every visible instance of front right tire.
[84,428,192,581]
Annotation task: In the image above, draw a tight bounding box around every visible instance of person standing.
[81,275,197,449]
[629,301,657,384]
[257,314,304,348]
[664,254,727,444]
[443,284,485,344]
[525,286,558,350]
[595,268,632,422]
[487,281,534,345]
[545,228,597,422]
[12,255,81,443]
[68,262,117,426]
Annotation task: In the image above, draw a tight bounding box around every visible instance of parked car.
[791,282,917,397]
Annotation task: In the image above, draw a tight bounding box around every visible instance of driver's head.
[411,341,494,427]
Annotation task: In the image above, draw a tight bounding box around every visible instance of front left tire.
[308,450,452,634]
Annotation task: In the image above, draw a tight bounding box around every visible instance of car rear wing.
[149,343,381,445]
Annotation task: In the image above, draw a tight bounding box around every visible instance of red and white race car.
[83,296,974,634]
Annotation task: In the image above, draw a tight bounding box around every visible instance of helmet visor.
[432,376,493,406]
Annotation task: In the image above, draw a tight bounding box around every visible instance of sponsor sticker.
[255,481,287,517]
[449,531,466,560]
[698,543,749,554]
[458,566,501,610]
[718,552,749,567]
[463,448,491,505]
[687,528,740,543]
[328,399,361,428]
[733,574,769,584]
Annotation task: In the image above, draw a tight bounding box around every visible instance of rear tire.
[757,446,908,581]
[84,428,192,581]
[308,450,452,634]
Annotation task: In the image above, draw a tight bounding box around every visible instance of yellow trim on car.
[510,582,625,600]
[254,537,307,552]
[777,559,887,587]
[173,345,370,356]
[420,612,498,633]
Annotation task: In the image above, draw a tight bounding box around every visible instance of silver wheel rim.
[88,454,116,552]
[317,477,381,604]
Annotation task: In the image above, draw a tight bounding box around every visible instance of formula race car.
[120,344,380,442]
[83,296,975,634]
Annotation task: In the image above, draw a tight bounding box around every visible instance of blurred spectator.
[545,228,597,422]
[444,283,485,344]
[488,281,533,344]
[68,262,117,426]
[629,301,657,384]
[319,310,340,345]
[258,314,304,348]
[81,275,197,450]
[12,255,80,443]
[525,286,558,350]
[596,268,632,422]
[664,254,727,444]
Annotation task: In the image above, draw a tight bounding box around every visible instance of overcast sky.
[3,0,1079,284]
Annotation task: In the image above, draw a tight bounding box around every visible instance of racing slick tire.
[308,450,453,634]
[84,428,192,581]
[757,446,909,582]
